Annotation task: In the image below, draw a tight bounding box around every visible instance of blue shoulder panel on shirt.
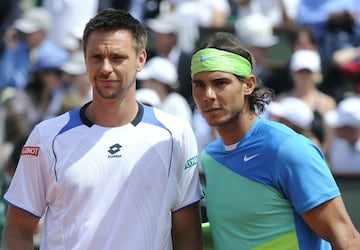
[58,108,83,135]
[141,104,167,129]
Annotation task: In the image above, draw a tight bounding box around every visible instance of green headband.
[191,48,252,78]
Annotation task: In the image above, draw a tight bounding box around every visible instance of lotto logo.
[21,146,40,156]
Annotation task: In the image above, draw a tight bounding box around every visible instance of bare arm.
[2,205,40,250]
[172,201,203,250]
[332,47,360,67]
[302,196,360,250]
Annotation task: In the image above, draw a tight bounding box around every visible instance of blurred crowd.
[1,1,360,232]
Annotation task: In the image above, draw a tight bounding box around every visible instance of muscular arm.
[302,196,360,250]
[171,201,203,250]
[2,205,40,250]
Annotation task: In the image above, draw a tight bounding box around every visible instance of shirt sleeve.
[274,135,340,215]
[4,126,50,217]
[172,119,204,212]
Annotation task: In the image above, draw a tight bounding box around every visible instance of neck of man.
[216,111,258,146]
[86,98,139,127]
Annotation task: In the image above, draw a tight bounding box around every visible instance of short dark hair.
[82,8,148,54]
[196,32,274,114]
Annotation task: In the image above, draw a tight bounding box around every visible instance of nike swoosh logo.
[243,153,259,162]
[199,56,216,62]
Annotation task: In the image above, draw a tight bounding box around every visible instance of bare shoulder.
[318,91,337,114]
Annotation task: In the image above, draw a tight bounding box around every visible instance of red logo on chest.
[21,146,40,156]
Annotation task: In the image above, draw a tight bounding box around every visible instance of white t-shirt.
[4,103,203,250]
[237,0,300,27]
[328,137,360,174]
[43,0,99,50]
[162,92,193,125]
[175,0,231,27]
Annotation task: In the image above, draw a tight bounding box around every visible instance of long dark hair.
[196,32,274,113]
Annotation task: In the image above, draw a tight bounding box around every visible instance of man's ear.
[243,75,256,95]
[137,49,147,72]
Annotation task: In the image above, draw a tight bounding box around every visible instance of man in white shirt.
[325,95,360,174]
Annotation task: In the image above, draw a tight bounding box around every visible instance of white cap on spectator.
[324,96,360,128]
[268,97,314,130]
[146,12,182,35]
[290,50,321,72]
[235,13,278,48]
[137,56,178,87]
[136,88,162,107]
[61,51,87,75]
[14,7,51,33]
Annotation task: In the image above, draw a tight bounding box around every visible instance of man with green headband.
[191,32,360,250]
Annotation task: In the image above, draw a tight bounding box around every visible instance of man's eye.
[91,55,102,61]
[112,56,125,62]
[215,80,227,87]
[194,83,205,88]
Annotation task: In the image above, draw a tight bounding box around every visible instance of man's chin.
[204,118,222,127]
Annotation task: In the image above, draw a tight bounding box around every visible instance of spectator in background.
[61,51,92,104]
[3,46,69,130]
[175,0,230,28]
[325,95,360,175]
[290,26,318,52]
[0,134,27,246]
[137,56,193,124]
[145,11,194,106]
[296,0,360,102]
[265,26,318,96]
[234,13,279,87]
[0,7,69,90]
[267,96,322,149]
[320,9,360,102]
[235,0,300,30]
[28,51,69,123]
[277,49,337,154]
[191,107,218,223]
[135,88,162,108]
[0,0,21,55]
[296,0,359,41]
[169,0,231,47]
[167,0,231,55]
[170,0,231,28]
[108,0,162,22]
[41,0,99,52]
[332,42,360,95]
[0,111,28,174]
[192,109,218,164]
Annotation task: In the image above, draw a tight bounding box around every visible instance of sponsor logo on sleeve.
[185,155,198,169]
[21,146,40,156]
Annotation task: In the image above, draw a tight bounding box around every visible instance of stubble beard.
[211,108,243,128]
[94,78,135,100]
